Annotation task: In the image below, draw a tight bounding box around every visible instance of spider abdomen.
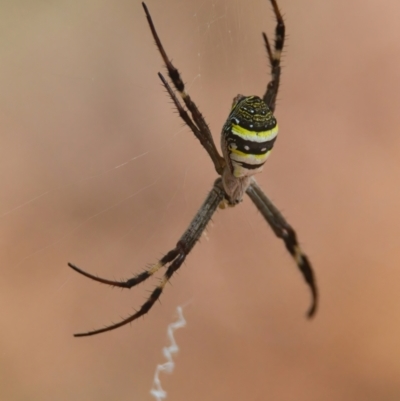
[221,95,278,178]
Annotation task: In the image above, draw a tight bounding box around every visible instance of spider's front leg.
[68,179,225,337]
[246,179,318,317]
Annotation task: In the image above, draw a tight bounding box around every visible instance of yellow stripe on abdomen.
[231,124,278,142]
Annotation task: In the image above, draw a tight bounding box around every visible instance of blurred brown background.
[1,0,400,400]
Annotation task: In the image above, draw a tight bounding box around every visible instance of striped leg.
[246,179,318,317]
[68,179,225,336]
[142,3,225,175]
[262,0,285,113]
[68,249,178,292]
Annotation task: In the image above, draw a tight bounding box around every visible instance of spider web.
[4,0,400,400]
[0,1,295,400]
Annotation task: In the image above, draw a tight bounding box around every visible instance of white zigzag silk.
[150,306,186,400]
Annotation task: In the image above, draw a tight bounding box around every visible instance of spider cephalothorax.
[68,0,318,337]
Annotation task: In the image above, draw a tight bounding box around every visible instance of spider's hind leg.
[142,2,224,175]
[262,0,285,113]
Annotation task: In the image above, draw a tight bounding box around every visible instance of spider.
[68,0,318,337]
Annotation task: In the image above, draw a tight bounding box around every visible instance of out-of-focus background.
[1,0,400,400]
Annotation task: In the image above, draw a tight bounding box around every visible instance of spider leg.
[71,179,226,337]
[68,248,179,289]
[246,179,318,317]
[262,0,285,113]
[73,254,186,337]
[158,73,216,164]
[142,2,225,175]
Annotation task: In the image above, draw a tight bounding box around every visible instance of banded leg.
[68,179,225,337]
[262,0,285,113]
[158,73,213,164]
[246,179,318,317]
[142,2,225,175]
